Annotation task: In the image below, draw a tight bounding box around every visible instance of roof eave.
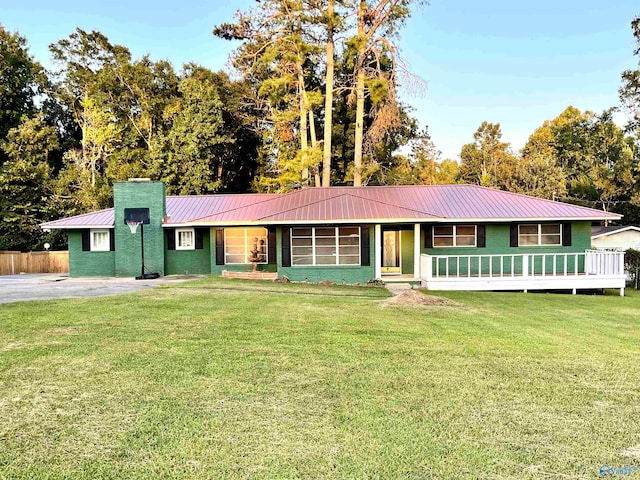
[40,224,114,230]
[162,215,619,227]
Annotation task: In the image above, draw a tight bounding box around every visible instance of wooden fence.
[0,251,69,275]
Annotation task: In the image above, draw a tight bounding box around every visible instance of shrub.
[625,249,640,289]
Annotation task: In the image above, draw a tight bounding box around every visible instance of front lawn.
[1,278,639,479]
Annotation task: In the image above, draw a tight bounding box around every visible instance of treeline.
[0,0,431,251]
[0,28,264,251]
[0,8,639,252]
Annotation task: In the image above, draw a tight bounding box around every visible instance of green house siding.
[206,222,590,282]
[208,225,371,282]
[68,231,115,277]
[114,181,166,277]
[276,226,375,284]
[165,231,212,275]
[421,221,592,276]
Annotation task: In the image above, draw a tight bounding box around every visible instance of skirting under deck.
[421,274,625,294]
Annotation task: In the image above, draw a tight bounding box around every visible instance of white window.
[176,228,195,250]
[518,224,561,246]
[90,229,110,252]
[224,228,268,264]
[433,225,477,247]
[291,227,360,266]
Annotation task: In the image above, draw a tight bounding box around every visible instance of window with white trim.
[176,228,195,250]
[433,225,477,247]
[291,227,360,266]
[90,229,110,251]
[224,227,268,264]
[518,224,561,246]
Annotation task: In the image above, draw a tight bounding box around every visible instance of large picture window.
[90,229,110,252]
[433,225,477,247]
[291,227,360,266]
[225,228,268,264]
[518,224,561,246]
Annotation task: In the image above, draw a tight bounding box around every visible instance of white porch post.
[374,224,382,279]
[619,251,625,296]
[414,223,421,279]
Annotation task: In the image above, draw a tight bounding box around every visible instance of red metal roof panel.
[42,184,621,229]
[41,208,115,228]
[165,194,275,223]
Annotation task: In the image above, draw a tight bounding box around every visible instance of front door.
[382,230,401,274]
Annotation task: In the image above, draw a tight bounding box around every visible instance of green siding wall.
[421,222,590,256]
[276,226,375,284]
[114,181,166,277]
[421,222,592,275]
[68,230,115,277]
[165,231,212,275]
[209,225,374,283]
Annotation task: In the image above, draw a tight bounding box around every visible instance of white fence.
[584,250,625,276]
[420,251,624,280]
[419,250,626,294]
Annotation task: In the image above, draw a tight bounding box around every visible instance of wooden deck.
[419,251,626,295]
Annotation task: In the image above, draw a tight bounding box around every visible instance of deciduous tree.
[0,25,43,162]
[620,16,640,133]
[524,106,637,213]
[0,116,57,250]
[458,122,517,189]
[151,66,227,195]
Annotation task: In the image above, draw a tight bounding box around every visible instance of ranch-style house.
[42,179,627,295]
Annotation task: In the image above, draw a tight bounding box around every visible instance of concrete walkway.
[385,282,414,296]
[0,274,201,304]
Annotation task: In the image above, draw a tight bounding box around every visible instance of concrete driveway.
[0,274,201,304]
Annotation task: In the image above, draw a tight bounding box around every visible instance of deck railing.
[420,250,625,280]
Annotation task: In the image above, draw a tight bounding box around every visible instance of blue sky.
[3,0,638,159]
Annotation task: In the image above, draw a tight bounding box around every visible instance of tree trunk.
[353,67,365,187]
[309,109,321,187]
[353,0,367,187]
[81,92,94,187]
[298,73,309,185]
[322,0,335,188]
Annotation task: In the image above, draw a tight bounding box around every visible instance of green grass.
[1,278,640,479]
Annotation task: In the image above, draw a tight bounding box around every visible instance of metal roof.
[388,185,615,220]
[190,188,443,224]
[165,194,275,224]
[41,208,115,229]
[41,185,621,229]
